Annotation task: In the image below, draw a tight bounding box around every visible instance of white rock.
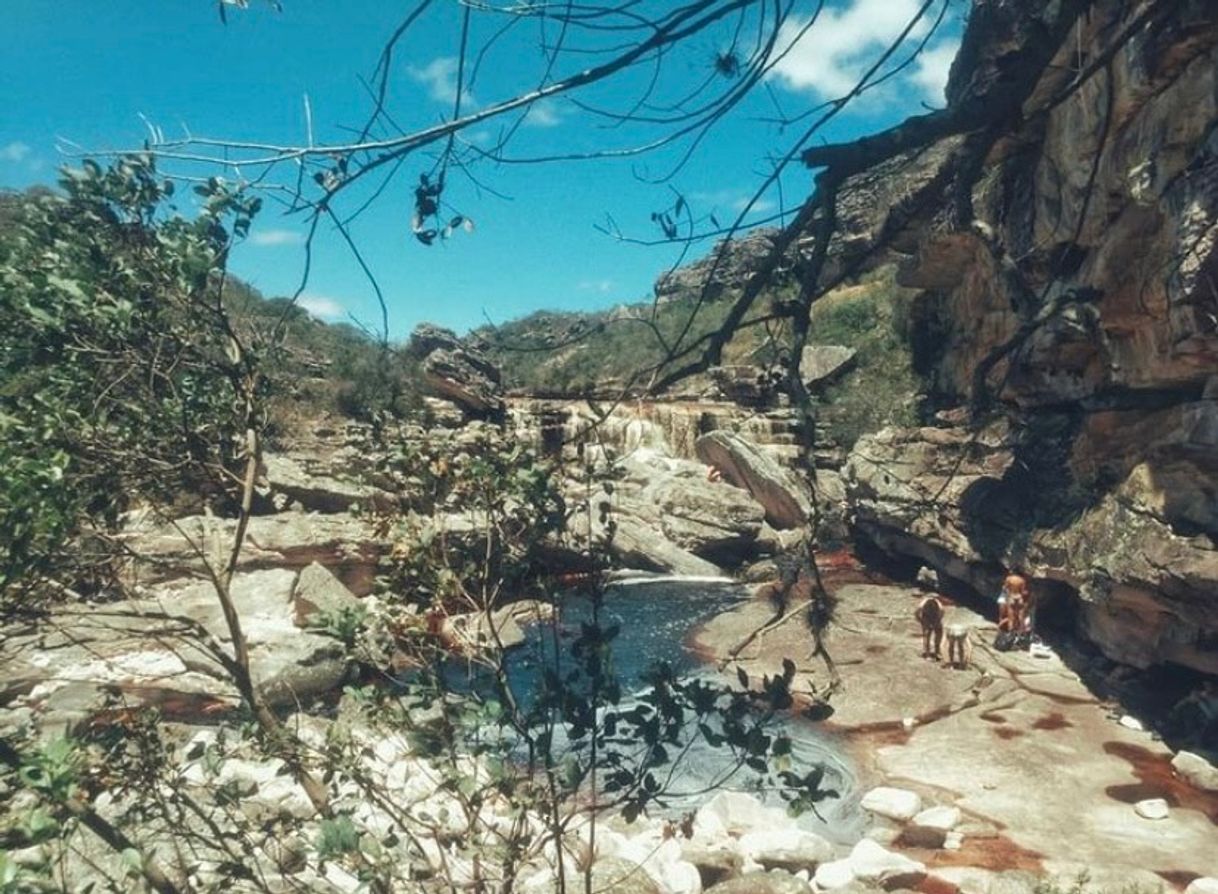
[848,839,926,886]
[738,828,834,871]
[814,859,856,890]
[860,786,923,822]
[1134,798,1169,820]
[1172,751,1218,792]
[1119,715,1145,731]
[321,863,362,893]
[944,831,964,851]
[912,805,961,832]
[689,806,730,842]
[741,857,764,875]
[1184,878,1218,894]
[652,859,703,894]
[696,791,792,837]
[795,869,811,883]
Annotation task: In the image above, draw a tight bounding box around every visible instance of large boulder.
[695,431,813,530]
[292,561,362,627]
[409,323,505,419]
[800,345,857,389]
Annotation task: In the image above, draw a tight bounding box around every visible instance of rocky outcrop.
[576,449,766,576]
[845,418,1218,673]
[123,510,382,596]
[654,229,791,301]
[830,1,1218,673]
[409,323,506,419]
[509,396,817,471]
[262,452,393,513]
[0,566,363,732]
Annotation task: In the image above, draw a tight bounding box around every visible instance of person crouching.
[914,567,945,660]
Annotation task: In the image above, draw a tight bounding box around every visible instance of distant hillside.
[476,258,923,449]
[220,278,425,435]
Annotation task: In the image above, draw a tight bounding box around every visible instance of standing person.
[995,573,1030,650]
[914,567,945,660]
[998,573,1029,629]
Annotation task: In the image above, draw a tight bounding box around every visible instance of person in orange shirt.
[914,567,945,659]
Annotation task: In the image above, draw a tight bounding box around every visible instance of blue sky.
[1,0,962,338]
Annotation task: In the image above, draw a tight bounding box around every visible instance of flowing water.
[502,574,867,842]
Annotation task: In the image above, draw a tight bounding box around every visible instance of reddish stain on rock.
[917,874,960,894]
[1155,870,1201,891]
[993,726,1025,740]
[1103,741,1218,824]
[1031,711,1072,731]
[916,833,1044,873]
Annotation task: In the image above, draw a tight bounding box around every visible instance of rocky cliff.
[840,0,1218,673]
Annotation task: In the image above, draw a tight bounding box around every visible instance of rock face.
[835,0,1218,673]
[409,323,506,419]
[654,229,791,301]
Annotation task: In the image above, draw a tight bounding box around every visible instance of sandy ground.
[693,576,1218,891]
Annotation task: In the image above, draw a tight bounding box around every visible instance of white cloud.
[689,188,778,217]
[0,141,32,163]
[910,41,958,103]
[525,100,562,128]
[297,294,346,320]
[770,0,937,99]
[409,57,475,106]
[577,279,614,294]
[249,228,302,247]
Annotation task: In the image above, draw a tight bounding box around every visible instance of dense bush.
[0,161,253,599]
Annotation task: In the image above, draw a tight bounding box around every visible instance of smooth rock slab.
[860,786,923,822]
[1185,878,1218,894]
[814,858,857,890]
